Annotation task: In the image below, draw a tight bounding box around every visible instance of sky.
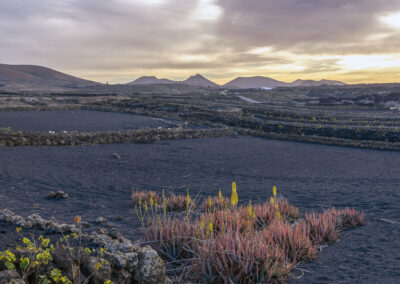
[1,0,400,84]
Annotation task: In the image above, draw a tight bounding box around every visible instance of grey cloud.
[1,0,400,82]
[214,0,400,54]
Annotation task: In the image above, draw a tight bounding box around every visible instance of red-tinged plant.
[265,220,317,262]
[166,194,195,211]
[201,196,231,211]
[329,207,366,229]
[144,216,206,261]
[252,203,277,228]
[131,190,160,205]
[252,199,299,228]
[193,229,291,284]
[276,199,300,221]
[203,208,254,235]
[305,211,339,244]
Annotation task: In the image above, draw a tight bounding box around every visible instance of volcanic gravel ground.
[0,110,178,131]
[0,136,399,283]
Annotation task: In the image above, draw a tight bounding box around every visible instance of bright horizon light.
[380,12,400,29]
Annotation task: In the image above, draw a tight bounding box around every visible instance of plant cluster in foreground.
[0,218,113,284]
[137,183,366,283]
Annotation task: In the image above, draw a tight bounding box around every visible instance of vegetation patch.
[134,184,366,283]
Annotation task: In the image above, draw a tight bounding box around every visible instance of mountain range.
[128,74,345,88]
[0,63,346,90]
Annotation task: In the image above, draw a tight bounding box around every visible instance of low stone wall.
[0,127,235,147]
[239,128,400,151]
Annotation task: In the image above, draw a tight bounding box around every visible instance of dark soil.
[0,110,178,131]
[0,136,399,283]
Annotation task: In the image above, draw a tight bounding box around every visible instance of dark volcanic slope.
[0,110,177,131]
[0,63,98,87]
[0,136,399,283]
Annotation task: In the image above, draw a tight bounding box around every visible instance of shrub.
[144,216,206,261]
[305,211,339,244]
[193,229,291,284]
[135,185,366,283]
[330,207,366,229]
[166,194,192,211]
[131,190,160,206]
[201,196,231,211]
[265,220,316,262]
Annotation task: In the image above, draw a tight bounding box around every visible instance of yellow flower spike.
[149,194,154,207]
[273,186,277,197]
[208,220,213,233]
[231,182,238,206]
[208,196,212,209]
[138,195,142,207]
[186,189,191,206]
[218,189,222,200]
[270,197,275,205]
[144,201,148,212]
[200,216,205,230]
[277,211,281,220]
[275,203,278,210]
[247,200,253,216]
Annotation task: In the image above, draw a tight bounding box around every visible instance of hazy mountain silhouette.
[0,64,99,88]
[127,76,175,85]
[223,76,288,89]
[290,79,346,87]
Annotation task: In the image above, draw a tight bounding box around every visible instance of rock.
[52,246,73,270]
[48,190,68,199]
[0,270,24,283]
[125,252,139,273]
[95,217,107,224]
[101,251,126,269]
[7,280,25,284]
[81,221,90,228]
[81,256,111,284]
[108,228,121,240]
[112,153,121,159]
[134,246,165,284]
[111,269,132,284]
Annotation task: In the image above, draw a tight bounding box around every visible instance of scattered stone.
[95,217,107,224]
[80,221,90,228]
[112,152,121,159]
[47,190,69,199]
[0,270,24,283]
[135,246,166,284]
[108,228,121,240]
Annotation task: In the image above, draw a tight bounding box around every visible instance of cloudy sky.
[1,0,400,84]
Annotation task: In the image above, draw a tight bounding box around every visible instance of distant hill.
[127,76,175,85]
[182,74,219,87]
[0,64,99,88]
[126,74,219,88]
[223,76,346,89]
[223,76,288,89]
[290,79,346,87]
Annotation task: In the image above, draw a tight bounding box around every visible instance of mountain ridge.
[0,64,99,88]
